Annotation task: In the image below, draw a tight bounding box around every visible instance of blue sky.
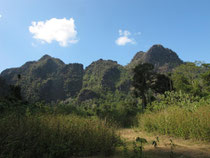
[0,0,210,72]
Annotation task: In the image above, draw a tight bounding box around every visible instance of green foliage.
[201,69,210,96]
[1,56,84,102]
[83,59,129,92]
[96,99,139,127]
[172,62,210,97]
[77,92,140,127]
[132,138,146,158]
[123,137,148,158]
[137,64,210,140]
[132,63,172,109]
[132,63,155,109]
[0,114,120,158]
[169,139,175,158]
[147,91,208,111]
[152,137,159,148]
[152,74,172,94]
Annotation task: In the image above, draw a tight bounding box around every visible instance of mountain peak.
[39,54,52,61]
[148,44,172,54]
[128,44,183,72]
[151,44,164,48]
[38,54,65,66]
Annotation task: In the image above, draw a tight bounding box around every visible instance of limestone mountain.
[128,44,183,73]
[83,59,129,92]
[76,59,131,101]
[0,44,184,102]
[1,55,83,102]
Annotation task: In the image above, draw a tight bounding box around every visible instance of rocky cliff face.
[128,44,183,73]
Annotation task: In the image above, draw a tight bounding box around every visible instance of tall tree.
[132,63,173,109]
[132,63,155,109]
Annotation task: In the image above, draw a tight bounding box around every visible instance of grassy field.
[0,113,210,158]
[1,99,210,158]
[138,105,210,141]
[0,114,120,158]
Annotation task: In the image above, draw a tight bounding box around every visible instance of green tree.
[200,64,210,97]
[153,74,172,94]
[172,62,210,97]
[132,63,173,109]
[132,63,155,109]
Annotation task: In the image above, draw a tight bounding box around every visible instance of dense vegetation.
[0,44,209,157]
[139,92,210,141]
[0,101,121,158]
[138,62,210,141]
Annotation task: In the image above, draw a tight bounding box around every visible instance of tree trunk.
[142,94,147,110]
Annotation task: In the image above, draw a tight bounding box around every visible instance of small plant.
[133,137,147,158]
[169,139,175,158]
[123,137,148,158]
[152,136,159,148]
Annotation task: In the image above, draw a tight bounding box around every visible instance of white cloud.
[0,14,2,18]
[115,30,135,46]
[29,18,78,47]
[116,36,135,46]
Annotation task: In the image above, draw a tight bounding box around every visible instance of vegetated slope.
[78,59,131,101]
[1,55,83,102]
[81,59,130,91]
[83,59,122,91]
[127,44,183,73]
[0,44,183,103]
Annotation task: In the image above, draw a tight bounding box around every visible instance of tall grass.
[138,105,210,141]
[0,114,120,158]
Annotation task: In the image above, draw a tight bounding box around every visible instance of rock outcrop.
[128,44,183,73]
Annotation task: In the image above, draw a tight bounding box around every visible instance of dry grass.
[0,114,120,158]
[82,128,210,158]
[120,129,210,158]
[138,106,210,141]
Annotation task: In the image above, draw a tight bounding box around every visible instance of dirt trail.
[119,128,210,158]
[82,129,210,158]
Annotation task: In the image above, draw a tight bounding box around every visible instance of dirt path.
[82,128,210,158]
[119,128,210,158]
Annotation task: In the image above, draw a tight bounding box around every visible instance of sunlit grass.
[138,105,210,141]
[0,114,120,158]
